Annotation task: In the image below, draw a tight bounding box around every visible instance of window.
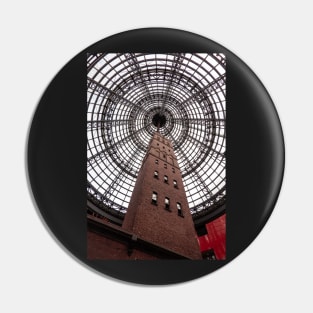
[203,249,216,260]
[165,197,170,210]
[168,157,173,165]
[155,159,158,164]
[172,167,175,173]
[164,175,168,183]
[173,180,178,188]
[154,170,159,178]
[152,192,158,205]
[177,202,183,217]
[163,154,166,159]
[164,163,167,169]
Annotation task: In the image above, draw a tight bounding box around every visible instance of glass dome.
[87,53,226,223]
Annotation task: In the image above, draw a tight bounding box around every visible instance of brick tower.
[122,131,202,260]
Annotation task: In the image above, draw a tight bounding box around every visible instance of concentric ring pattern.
[87,53,226,223]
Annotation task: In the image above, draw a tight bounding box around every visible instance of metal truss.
[87,53,226,224]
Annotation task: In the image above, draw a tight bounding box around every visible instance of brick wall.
[122,133,202,260]
[87,231,158,260]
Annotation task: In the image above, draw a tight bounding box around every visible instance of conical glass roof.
[87,53,226,222]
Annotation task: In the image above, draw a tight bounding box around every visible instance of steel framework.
[87,53,226,225]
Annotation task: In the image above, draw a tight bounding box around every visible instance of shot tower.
[123,127,201,259]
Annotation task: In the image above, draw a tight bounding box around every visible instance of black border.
[27,28,284,285]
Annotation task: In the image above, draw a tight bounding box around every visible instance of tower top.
[152,113,166,128]
[152,113,166,132]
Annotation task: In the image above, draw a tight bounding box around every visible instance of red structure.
[198,214,226,260]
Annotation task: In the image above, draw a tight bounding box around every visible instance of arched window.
[177,202,183,217]
[152,192,158,205]
[165,197,170,210]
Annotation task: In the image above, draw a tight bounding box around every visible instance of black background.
[27,28,284,285]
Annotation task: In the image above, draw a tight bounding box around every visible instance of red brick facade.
[87,215,189,259]
[88,229,158,260]
[122,132,201,259]
[88,132,202,260]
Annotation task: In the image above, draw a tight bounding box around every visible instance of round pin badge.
[27,28,284,285]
